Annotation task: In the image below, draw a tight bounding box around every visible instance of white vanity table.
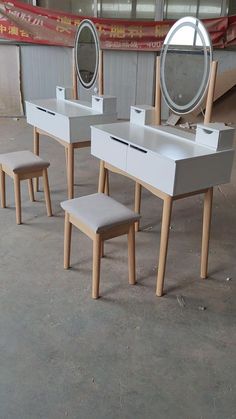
[91,121,234,196]
[91,117,234,297]
[26,94,117,198]
[25,20,117,199]
[91,17,235,297]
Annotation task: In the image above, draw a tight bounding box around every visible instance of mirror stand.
[204,61,218,124]
[72,47,78,100]
[98,50,104,95]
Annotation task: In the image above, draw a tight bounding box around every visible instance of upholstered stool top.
[61,193,141,233]
[0,150,50,174]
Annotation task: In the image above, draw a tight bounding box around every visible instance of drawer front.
[127,145,175,195]
[91,127,128,171]
[26,102,70,141]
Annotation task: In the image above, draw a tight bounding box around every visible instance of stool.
[0,150,52,224]
[61,193,141,299]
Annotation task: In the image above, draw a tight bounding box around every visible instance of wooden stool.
[61,193,141,299]
[0,150,52,224]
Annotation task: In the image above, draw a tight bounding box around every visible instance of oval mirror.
[75,19,100,89]
[160,17,212,114]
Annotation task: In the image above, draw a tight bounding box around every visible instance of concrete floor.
[0,103,236,418]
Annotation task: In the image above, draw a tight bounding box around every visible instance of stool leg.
[28,179,35,202]
[0,167,6,208]
[14,174,21,225]
[92,234,101,299]
[128,224,136,285]
[42,169,52,217]
[64,212,72,269]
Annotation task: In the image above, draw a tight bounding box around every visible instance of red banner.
[0,0,235,50]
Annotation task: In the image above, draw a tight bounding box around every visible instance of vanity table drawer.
[26,102,70,141]
[127,145,176,195]
[91,127,128,171]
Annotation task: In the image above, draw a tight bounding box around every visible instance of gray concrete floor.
[0,107,236,419]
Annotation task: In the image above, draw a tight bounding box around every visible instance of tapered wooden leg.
[100,241,105,258]
[42,169,52,216]
[134,183,142,232]
[65,147,68,169]
[33,127,39,192]
[0,167,6,208]
[28,179,35,202]
[128,223,136,285]
[67,144,74,199]
[64,212,72,269]
[14,174,21,225]
[92,234,101,299]
[156,195,173,297]
[104,170,110,196]
[201,187,213,279]
[98,160,106,193]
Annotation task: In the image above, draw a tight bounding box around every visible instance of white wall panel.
[0,45,23,116]
[20,45,73,104]
[103,50,138,119]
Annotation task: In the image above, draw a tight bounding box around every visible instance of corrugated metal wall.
[10,45,236,119]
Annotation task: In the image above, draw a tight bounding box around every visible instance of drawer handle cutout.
[47,111,55,116]
[130,145,147,154]
[110,136,128,146]
[36,107,47,112]
[202,129,213,135]
[134,109,142,114]
[94,98,101,102]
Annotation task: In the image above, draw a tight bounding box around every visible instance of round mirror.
[75,19,100,89]
[160,17,212,114]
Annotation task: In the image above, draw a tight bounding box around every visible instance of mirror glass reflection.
[75,20,99,89]
[160,17,212,114]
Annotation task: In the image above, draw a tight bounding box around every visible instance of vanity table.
[91,17,235,296]
[25,20,117,199]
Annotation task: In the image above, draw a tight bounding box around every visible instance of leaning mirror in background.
[75,19,100,89]
[160,17,212,114]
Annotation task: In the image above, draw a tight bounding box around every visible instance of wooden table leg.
[43,169,52,216]
[156,195,173,297]
[0,167,6,208]
[33,127,40,192]
[104,170,110,196]
[65,147,68,169]
[64,212,72,269]
[128,223,136,285]
[28,179,35,202]
[98,160,106,193]
[67,144,74,199]
[134,182,142,232]
[201,187,213,279]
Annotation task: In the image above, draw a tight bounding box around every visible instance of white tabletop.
[93,121,218,161]
[27,98,101,118]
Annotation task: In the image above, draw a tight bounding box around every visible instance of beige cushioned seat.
[0,150,50,174]
[61,193,141,233]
